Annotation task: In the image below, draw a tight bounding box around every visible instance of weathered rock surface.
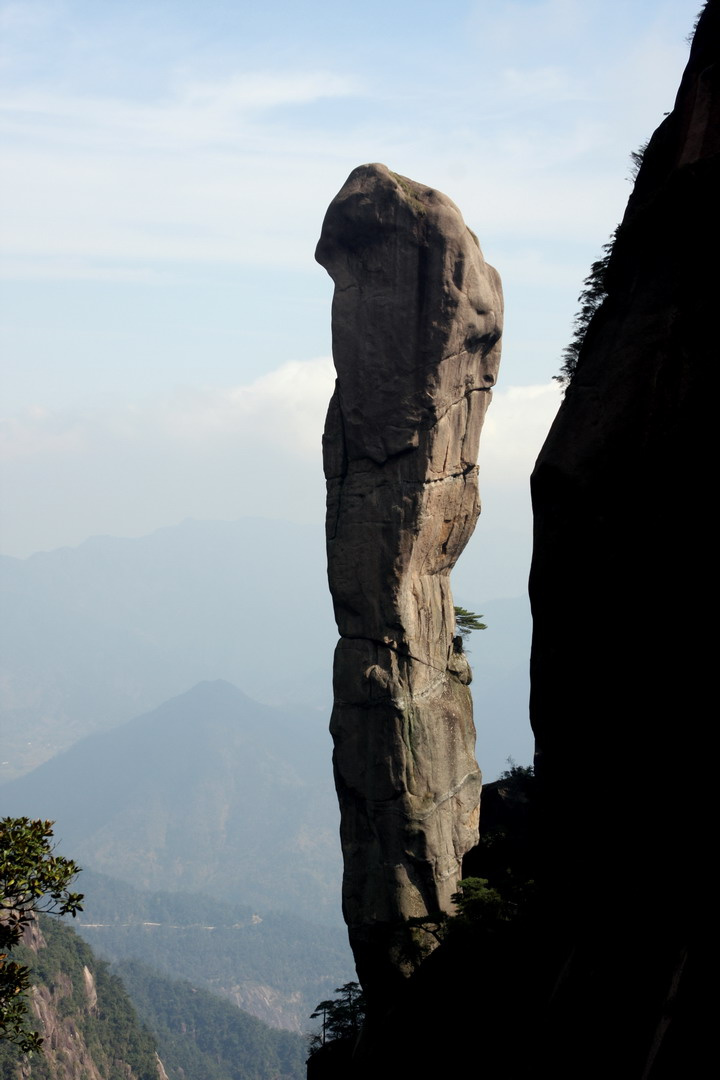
[316,163,502,996]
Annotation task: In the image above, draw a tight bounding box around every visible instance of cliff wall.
[528,3,718,1074]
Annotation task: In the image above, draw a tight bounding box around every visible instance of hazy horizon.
[1,0,698,586]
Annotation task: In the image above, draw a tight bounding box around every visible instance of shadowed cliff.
[527,3,717,1075]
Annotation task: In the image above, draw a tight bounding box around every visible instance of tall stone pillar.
[316,163,502,1001]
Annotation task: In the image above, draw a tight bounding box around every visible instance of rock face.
[528,5,718,1076]
[316,163,502,996]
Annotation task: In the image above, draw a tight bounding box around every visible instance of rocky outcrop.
[316,163,502,999]
[528,4,718,1076]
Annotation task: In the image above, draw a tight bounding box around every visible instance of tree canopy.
[0,817,83,1053]
[308,981,366,1052]
[553,233,615,390]
[454,606,487,640]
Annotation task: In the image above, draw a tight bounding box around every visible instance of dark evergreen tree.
[554,232,616,390]
[309,982,365,1051]
[453,606,487,640]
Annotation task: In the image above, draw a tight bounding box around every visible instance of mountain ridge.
[0,516,533,784]
[0,679,341,922]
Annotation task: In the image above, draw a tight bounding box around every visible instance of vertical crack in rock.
[316,163,503,1001]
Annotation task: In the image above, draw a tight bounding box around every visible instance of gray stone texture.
[316,163,502,993]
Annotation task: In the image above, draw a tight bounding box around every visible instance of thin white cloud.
[1,364,561,563]
[498,65,582,105]
[0,70,358,150]
[179,71,356,113]
[0,406,86,461]
[0,2,696,283]
[1,356,336,463]
[0,356,336,555]
[0,0,699,561]
[0,0,54,35]
[481,383,561,483]
[156,357,336,455]
[466,0,592,54]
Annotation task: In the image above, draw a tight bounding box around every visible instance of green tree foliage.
[554,232,616,390]
[449,763,537,941]
[308,982,366,1052]
[454,607,487,640]
[74,870,354,1031]
[118,960,306,1080]
[555,133,656,391]
[0,818,83,1053]
[686,5,706,44]
[451,877,508,928]
[627,139,648,182]
[0,916,158,1080]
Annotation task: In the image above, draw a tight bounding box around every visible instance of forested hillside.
[0,913,308,1079]
[0,916,158,1080]
[75,871,354,1031]
[116,962,306,1080]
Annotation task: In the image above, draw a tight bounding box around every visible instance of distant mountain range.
[0,679,342,925]
[0,517,335,779]
[0,516,533,783]
[0,516,533,1039]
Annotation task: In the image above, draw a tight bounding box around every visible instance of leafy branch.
[0,818,83,1053]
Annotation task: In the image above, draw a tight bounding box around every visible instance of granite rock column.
[316,163,503,1001]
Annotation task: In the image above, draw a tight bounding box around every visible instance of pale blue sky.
[1,0,700,564]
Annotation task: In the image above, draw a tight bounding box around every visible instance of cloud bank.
[1,355,558,579]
